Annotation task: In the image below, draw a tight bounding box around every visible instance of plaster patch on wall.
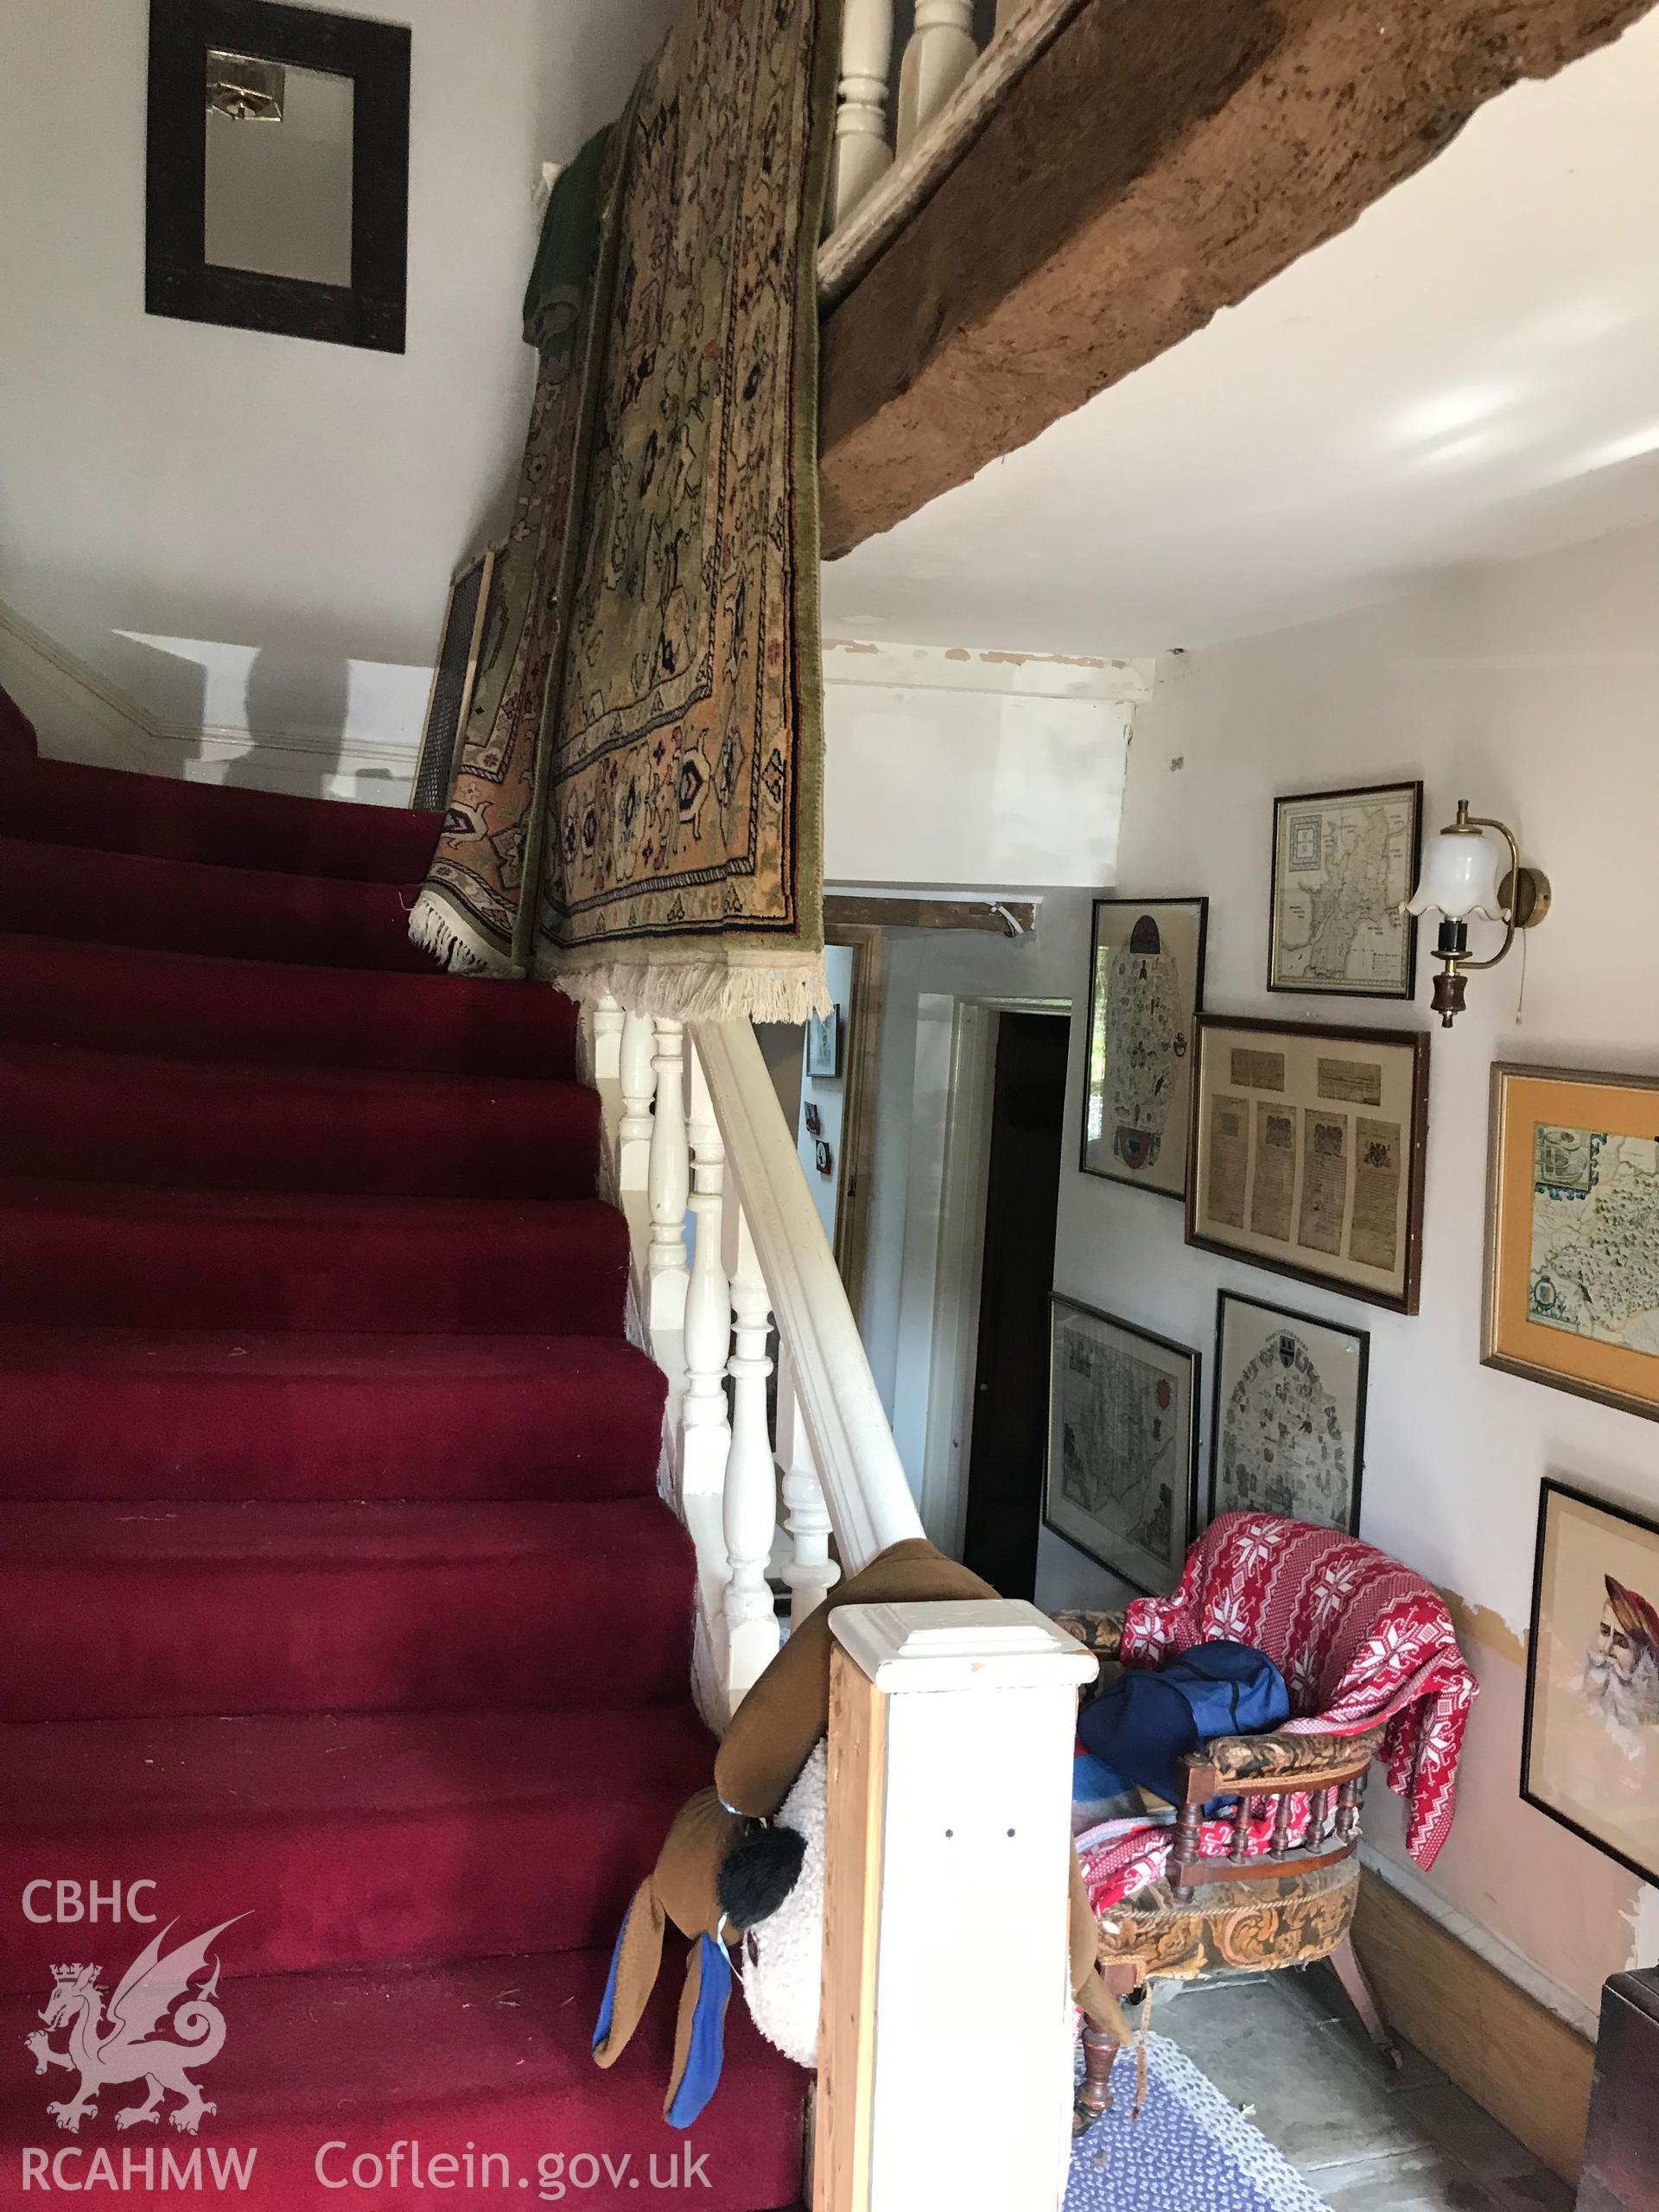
[1625,1883,1659,1969]
[1437,1586,1528,1669]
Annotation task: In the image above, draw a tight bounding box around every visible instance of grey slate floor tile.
[1160,1969,1570,2212]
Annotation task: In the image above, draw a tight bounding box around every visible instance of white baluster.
[896,0,978,156]
[681,1046,733,1512]
[776,1341,840,1629]
[723,1199,782,1708]
[590,993,624,1084]
[647,1018,690,1337]
[618,1012,656,1193]
[830,0,894,232]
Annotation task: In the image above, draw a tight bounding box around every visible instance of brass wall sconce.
[1406,799,1551,1027]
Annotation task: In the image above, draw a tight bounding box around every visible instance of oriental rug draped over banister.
[410,0,836,1022]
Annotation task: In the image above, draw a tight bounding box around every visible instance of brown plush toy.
[591,1537,1128,2125]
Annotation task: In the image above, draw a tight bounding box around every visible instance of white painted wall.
[1041,514,1659,2018]
[0,0,675,791]
[823,641,1141,888]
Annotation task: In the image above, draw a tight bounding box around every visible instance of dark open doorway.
[961,1009,1070,1600]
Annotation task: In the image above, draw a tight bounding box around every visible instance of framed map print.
[1045,1296,1198,1594]
[1081,896,1208,1199]
[1522,1480,1659,1885]
[1485,1065,1659,1421]
[1187,1017,1430,1314]
[1268,781,1421,999]
[1210,1291,1369,1535]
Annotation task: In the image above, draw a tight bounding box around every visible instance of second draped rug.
[410,0,836,1022]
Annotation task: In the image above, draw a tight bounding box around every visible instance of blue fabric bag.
[1075,1640,1290,1810]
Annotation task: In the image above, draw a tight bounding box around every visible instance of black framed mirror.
[146,0,410,353]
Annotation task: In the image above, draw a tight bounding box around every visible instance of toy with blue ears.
[592,1538,1132,2125]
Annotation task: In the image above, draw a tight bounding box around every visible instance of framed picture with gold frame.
[1485,1065,1659,1421]
[1186,1015,1430,1314]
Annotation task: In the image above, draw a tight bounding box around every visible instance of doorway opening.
[960,1008,1070,1600]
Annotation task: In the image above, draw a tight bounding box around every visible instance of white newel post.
[776,1342,840,1628]
[721,1198,783,1710]
[831,0,894,230]
[681,1046,734,1510]
[646,1018,690,1337]
[817,1603,1096,2212]
[617,1011,656,1194]
[896,0,979,156]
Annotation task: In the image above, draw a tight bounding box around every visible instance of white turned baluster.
[830,0,894,232]
[776,1341,840,1629]
[680,1046,733,1511]
[896,0,978,156]
[617,1012,656,1193]
[722,1200,782,1708]
[590,993,624,1084]
[647,1019,690,1336]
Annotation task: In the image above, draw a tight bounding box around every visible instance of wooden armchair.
[1053,1608,1401,2126]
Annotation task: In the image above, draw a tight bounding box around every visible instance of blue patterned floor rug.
[1069,2032,1333,2212]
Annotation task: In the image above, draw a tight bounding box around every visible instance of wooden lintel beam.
[826,894,1038,935]
[818,0,1656,558]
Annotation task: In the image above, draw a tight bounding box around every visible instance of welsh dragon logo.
[25,1916,245,2136]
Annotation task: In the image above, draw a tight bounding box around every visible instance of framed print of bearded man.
[1523,1479,1659,1884]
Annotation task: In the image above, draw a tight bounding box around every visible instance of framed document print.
[1187,1016,1430,1313]
[1485,1065,1659,1421]
[1045,1296,1198,1594]
[1522,1480,1659,1885]
[1211,1291,1369,1535]
[1081,896,1209,1199]
[1268,781,1421,999]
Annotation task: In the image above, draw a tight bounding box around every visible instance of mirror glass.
[203,51,354,289]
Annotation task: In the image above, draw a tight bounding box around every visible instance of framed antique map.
[1268,780,1421,999]
[1485,1065,1659,1421]
[1522,1479,1659,1885]
[1080,896,1209,1199]
[1211,1291,1370,1535]
[1045,1296,1198,1594]
[1187,1017,1430,1313]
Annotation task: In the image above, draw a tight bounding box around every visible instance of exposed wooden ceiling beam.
[826,893,1038,935]
[817,0,1656,560]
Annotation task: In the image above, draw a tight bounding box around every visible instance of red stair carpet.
[0,689,804,2210]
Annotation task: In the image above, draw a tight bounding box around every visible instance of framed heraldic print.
[1522,1479,1659,1885]
[1211,1291,1370,1535]
[1081,897,1209,1198]
[1188,1017,1430,1313]
[1486,1065,1659,1421]
[1268,781,1422,999]
[1045,1296,1198,1594]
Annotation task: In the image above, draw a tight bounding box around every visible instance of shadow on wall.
[209,645,379,803]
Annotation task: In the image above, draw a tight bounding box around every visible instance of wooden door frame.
[910,993,1071,1559]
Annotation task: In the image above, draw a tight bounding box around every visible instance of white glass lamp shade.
[1407,827,1504,920]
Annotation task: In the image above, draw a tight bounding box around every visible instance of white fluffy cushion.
[738,1739,826,2067]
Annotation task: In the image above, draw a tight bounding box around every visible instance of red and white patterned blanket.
[1077,1512,1478,1913]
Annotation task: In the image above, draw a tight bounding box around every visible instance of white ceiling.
[823,8,1659,657]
